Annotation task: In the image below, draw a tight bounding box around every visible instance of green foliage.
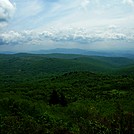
[49,90,67,106]
[0,54,134,133]
[0,53,134,76]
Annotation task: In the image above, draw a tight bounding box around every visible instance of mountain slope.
[0,53,134,76]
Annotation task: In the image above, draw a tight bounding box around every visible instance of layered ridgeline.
[0,53,134,134]
[0,53,134,76]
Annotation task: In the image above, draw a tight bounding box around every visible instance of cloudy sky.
[0,0,134,52]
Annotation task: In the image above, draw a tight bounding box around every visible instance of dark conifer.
[49,90,59,105]
[60,92,67,107]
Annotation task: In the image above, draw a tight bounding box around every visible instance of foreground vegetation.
[0,54,134,133]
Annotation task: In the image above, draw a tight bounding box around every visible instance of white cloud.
[123,0,134,6]
[0,26,134,52]
[0,26,134,46]
[0,0,134,52]
[81,0,90,10]
[0,0,15,21]
[0,22,7,29]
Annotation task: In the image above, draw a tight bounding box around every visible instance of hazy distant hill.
[1,48,134,58]
[0,53,134,76]
[30,48,134,58]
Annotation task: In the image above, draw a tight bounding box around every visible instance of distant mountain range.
[30,48,134,58]
[0,48,134,58]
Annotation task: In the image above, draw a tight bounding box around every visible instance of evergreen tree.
[60,93,67,107]
[49,90,59,105]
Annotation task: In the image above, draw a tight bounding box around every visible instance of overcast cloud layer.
[0,0,134,52]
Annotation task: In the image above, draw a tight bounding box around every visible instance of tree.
[49,90,67,106]
[49,90,60,105]
[60,93,67,107]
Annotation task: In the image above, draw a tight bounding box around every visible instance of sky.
[0,0,134,52]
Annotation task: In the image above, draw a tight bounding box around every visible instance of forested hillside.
[0,54,134,75]
[0,54,134,134]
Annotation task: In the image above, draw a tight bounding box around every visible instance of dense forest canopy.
[0,54,133,134]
